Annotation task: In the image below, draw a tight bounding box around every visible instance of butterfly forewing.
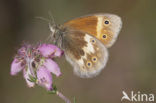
[64,13,122,48]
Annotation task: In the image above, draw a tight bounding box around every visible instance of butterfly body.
[50,13,122,78]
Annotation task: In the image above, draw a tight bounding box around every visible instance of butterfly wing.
[64,13,122,48]
[62,29,108,78]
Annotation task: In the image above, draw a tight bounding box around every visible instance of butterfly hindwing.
[63,29,108,78]
[64,13,122,48]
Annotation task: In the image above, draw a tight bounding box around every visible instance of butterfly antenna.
[34,16,52,43]
[35,12,57,44]
[35,16,51,23]
[48,11,56,26]
[47,11,58,43]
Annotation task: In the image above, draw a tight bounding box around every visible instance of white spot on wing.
[78,59,84,65]
[83,34,95,54]
[76,34,94,67]
[77,34,95,66]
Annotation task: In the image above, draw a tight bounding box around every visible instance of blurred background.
[0,0,156,103]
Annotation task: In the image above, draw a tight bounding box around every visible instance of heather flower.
[38,44,63,58]
[37,66,53,90]
[10,43,63,90]
[43,59,61,77]
[11,43,73,103]
[10,58,24,75]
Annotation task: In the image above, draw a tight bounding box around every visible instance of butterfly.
[49,13,122,78]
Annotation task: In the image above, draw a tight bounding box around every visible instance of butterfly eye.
[102,34,107,39]
[104,20,109,24]
[86,61,92,68]
[90,38,96,44]
[92,56,97,62]
[103,20,110,26]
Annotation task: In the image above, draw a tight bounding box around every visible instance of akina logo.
[121,91,155,102]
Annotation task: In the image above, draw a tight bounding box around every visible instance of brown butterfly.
[49,13,122,78]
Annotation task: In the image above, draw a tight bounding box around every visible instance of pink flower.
[10,43,63,91]
[44,59,61,77]
[10,59,24,75]
[38,44,63,58]
[37,66,52,91]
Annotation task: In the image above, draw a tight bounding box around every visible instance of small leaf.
[52,84,57,91]
[47,84,57,94]
[28,75,37,82]
[48,90,57,94]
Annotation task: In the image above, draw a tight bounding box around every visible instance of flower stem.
[56,91,71,103]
